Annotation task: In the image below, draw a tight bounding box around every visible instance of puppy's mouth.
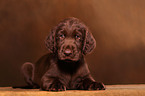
[59,55,79,61]
[58,51,80,61]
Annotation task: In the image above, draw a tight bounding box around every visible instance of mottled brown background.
[0,0,145,86]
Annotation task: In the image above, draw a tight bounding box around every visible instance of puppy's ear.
[45,27,56,53]
[83,29,96,55]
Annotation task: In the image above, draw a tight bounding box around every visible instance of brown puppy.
[21,17,105,91]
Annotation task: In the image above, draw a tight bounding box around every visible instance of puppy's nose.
[64,49,72,56]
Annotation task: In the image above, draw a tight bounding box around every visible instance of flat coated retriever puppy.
[21,17,105,91]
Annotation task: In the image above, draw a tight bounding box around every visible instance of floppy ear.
[83,29,96,55]
[45,27,56,53]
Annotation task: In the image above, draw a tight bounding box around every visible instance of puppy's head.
[45,17,96,61]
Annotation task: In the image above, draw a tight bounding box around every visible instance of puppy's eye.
[75,35,81,40]
[59,34,65,39]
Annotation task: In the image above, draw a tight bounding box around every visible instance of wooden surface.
[0,85,145,96]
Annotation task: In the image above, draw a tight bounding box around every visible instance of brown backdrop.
[0,0,145,86]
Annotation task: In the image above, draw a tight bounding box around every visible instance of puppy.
[21,17,105,91]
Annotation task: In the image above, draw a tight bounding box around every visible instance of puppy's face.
[45,17,96,61]
[56,21,85,61]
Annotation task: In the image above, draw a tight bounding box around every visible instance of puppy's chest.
[58,73,82,89]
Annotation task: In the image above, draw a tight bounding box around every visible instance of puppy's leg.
[21,62,39,88]
[76,75,105,90]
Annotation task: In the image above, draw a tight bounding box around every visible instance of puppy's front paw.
[88,82,105,90]
[76,78,105,90]
[41,80,66,91]
[49,82,66,91]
